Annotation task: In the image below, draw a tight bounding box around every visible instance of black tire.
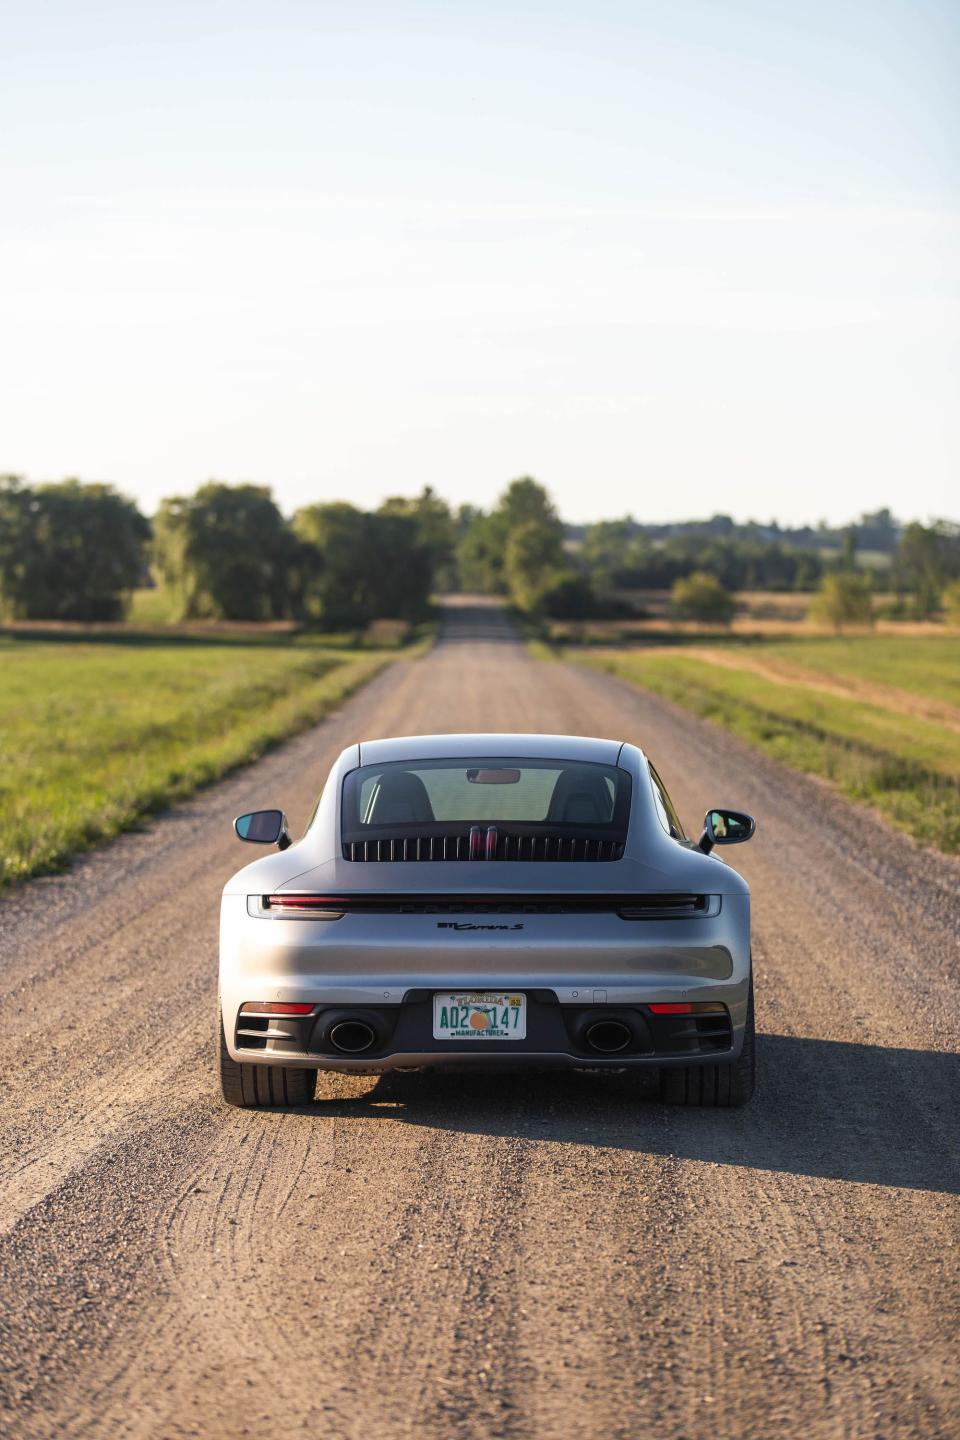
[659,976,756,1108]
[218,1010,316,1108]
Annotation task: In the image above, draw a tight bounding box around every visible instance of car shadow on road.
[305,1034,960,1195]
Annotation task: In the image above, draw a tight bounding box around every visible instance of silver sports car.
[219,733,756,1109]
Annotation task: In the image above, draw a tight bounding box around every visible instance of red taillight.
[240,1001,315,1016]
[265,895,344,916]
[648,1002,726,1015]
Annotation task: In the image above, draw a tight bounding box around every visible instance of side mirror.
[234,809,292,850]
[698,808,755,854]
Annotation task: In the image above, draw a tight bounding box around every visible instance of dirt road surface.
[1,600,958,1440]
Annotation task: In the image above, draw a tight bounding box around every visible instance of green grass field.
[571,635,960,854]
[0,634,393,887]
[738,635,960,707]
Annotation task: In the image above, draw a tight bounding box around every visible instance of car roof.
[357,733,626,767]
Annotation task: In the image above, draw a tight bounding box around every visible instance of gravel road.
[1,599,958,1440]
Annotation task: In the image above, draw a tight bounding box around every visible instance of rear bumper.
[226,987,749,1073]
[220,891,752,1071]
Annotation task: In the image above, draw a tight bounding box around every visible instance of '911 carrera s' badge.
[433,993,527,1040]
[436,922,524,931]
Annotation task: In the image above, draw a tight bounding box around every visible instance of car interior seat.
[546,767,614,825]
[366,770,436,825]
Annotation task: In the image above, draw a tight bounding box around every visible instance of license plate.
[433,992,526,1040]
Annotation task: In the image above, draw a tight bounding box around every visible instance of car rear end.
[219,739,753,1091]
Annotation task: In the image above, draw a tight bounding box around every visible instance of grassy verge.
[570,640,960,854]
[0,634,405,887]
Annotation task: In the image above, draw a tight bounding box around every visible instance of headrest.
[546,767,613,825]
[367,770,435,826]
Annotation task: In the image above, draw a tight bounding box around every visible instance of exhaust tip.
[585,1019,633,1054]
[329,1019,377,1054]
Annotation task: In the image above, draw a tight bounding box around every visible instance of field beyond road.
[0,633,391,887]
[572,634,960,853]
[0,599,957,1440]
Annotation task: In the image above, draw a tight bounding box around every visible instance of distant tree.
[293,503,373,625]
[455,505,501,593]
[671,572,736,626]
[809,572,874,632]
[855,507,900,552]
[293,503,432,626]
[839,527,858,571]
[0,476,149,621]
[704,513,736,537]
[580,520,636,591]
[456,477,565,596]
[379,486,457,590]
[503,520,567,613]
[153,482,297,621]
[793,551,822,591]
[942,579,960,628]
[367,510,433,620]
[894,521,960,618]
[495,476,561,533]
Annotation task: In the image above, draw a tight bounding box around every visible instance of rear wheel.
[218,1009,316,1108]
[659,976,756,1108]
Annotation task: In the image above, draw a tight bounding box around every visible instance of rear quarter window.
[648,763,686,840]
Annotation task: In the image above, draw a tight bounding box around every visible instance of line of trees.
[579,521,828,594]
[565,507,903,556]
[0,476,445,626]
[1,472,958,625]
[153,486,440,625]
[0,473,588,626]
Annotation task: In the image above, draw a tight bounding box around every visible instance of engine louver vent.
[343,832,625,862]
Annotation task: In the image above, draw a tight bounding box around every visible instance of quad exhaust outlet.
[584,1019,633,1054]
[328,1019,377,1054]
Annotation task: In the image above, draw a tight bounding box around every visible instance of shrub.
[541,572,598,619]
[671,571,736,626]
[808,572,874,632]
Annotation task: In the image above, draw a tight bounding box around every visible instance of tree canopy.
[153,483,298,621]
[293,502,433,626]
[893,521,960,617]
[0,476,149,621]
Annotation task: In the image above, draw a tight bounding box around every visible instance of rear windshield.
[342,757,630,831]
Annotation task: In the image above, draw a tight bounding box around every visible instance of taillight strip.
[648,1002,726,1014]
[255,891,717,917]
[240,1001,315,1015]
[263,895,345,918]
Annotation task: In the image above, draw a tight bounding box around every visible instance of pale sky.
[2,1,957,524]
